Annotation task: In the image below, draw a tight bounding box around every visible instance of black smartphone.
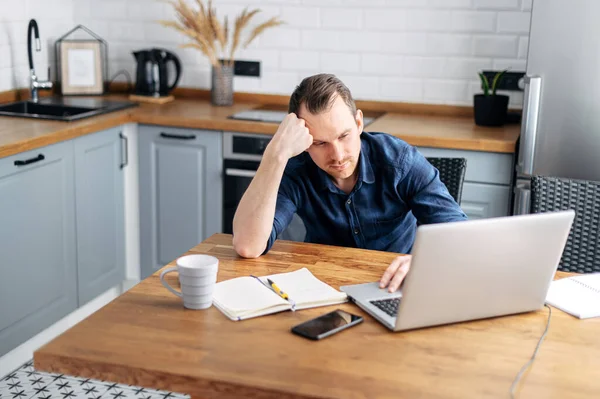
[291,309,363,340]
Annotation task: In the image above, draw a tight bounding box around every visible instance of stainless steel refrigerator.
[513,0,600,214]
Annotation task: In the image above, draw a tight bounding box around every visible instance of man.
[232,74,467,292]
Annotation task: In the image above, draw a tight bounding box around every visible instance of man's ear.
[355,109,364,135]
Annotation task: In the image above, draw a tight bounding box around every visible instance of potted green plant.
[474,70,509,127]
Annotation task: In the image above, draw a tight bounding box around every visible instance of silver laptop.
[340,210,575,332]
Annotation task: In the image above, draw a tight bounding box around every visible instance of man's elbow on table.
[232,235,266,259]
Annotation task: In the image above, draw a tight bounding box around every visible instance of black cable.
[510,304,552,398]
[107,69,133,93]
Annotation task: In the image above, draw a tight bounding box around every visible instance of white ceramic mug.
[160,254,219,310]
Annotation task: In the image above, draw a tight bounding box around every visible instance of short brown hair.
[288,73,356,116]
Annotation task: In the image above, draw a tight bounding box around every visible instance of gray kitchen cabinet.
[139,125,222,279]
[74,127,126,306]
[416,146,514,219]
[0,141,77,358]
[460,183,511,219]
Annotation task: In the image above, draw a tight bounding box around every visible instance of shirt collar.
[314,136,375,192]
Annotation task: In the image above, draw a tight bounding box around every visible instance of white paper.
[545,273,600,319]
[67,49,96,87]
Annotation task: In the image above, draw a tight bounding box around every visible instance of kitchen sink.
[0,97,138,121]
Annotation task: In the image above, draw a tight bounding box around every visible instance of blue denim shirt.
[265,132,467,254]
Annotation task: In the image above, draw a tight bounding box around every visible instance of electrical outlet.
[481,70,525,91]
[233,60,260,77]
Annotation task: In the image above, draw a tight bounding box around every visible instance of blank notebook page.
[213,276,288,312]
[265,268,347,307]
[546,273,600,319]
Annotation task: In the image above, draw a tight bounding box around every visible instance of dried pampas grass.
[158,0,284,68]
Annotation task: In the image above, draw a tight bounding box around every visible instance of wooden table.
[34,234,600,398]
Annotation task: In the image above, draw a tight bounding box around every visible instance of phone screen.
[291,310,363,340]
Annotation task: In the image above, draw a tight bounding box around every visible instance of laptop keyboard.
[370,297,401,317]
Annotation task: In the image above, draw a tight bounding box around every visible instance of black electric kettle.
[133,48,182,97]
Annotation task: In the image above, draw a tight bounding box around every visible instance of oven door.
[223,159,259,234]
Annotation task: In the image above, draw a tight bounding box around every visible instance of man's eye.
[340,134,348,140]
[313,142,325,146]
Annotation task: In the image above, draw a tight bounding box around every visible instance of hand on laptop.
[379,255,412,293]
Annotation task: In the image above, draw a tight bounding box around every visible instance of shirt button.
[354,229,359,235]
[347,199,352,205]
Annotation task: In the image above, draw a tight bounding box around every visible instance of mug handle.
[160,267,182,297]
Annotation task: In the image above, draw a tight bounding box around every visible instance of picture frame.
[59,40,104,95]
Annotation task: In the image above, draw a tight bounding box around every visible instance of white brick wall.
[0,0,531,107]
[0,0,74,92]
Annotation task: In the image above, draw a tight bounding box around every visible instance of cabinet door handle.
[14,154,45,167]
[119,132,128,169]
[160,132,196,140]
[225,168,257,178]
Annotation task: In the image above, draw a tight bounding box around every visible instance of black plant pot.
[473,94,509,127]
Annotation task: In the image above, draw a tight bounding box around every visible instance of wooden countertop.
[35,234,600,399]
[0,96,520,159]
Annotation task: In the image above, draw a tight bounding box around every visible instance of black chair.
[426,157,467,204]
[530,175,600,273]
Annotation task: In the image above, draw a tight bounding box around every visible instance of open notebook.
[212,268,348,321]
[545,273,600,319]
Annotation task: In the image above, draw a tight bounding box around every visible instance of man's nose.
[330,142,344,161]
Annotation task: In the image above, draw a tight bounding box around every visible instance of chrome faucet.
[28,19,53,103]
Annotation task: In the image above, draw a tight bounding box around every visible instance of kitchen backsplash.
[1,0,531,107]
[0,0,75,92]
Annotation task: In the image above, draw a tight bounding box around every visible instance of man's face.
[299,95,364,182]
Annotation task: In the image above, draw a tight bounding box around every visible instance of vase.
[473,94,509,127]
[211,63,234,106]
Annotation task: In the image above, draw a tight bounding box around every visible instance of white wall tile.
[497,11,531,33]
[90,0,128,20]
[451,11,496,33]
[405,10,452,31]
[474,35,518,57]
[364,9,406,30]
[424,80,469,103]
[337,75,380,98]
[361,54,403,75]
[379,77,423,102]
[126,1,167,21]
[518,36,529,59]
[473,0,519,10]
[428,0,473,8]
[281,7,320,28]
[444,58,492,79]
[259,28,301,49]
[321,52,360,73]
[0,0,536,105]
[403,56,445,78]
[281,50,319,71]
[492,58,526,72]
[427,34,473,55]
[259,70,300,94]
[302,30,340,50]
[321,8,363,29]
[343,0,386,6]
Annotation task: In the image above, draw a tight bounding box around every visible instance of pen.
[267,278,289,300]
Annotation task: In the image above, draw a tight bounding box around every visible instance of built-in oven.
[222,132,272,234]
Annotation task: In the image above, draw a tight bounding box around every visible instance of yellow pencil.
[267,278,289,300]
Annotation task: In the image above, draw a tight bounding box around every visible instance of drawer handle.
[14,154,45,166]
[160,132,196,140]
[225,168,257,178]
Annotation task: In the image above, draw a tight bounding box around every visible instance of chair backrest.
[426,157,467,204]
[530,175,600,273]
